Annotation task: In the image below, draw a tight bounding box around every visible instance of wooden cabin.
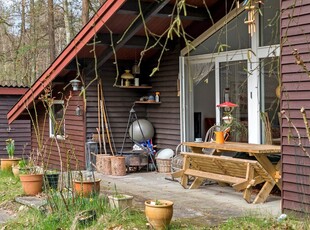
[6,0,310,215]
[0,84,30,159]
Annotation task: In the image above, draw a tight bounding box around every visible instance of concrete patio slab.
[96,171,281,226]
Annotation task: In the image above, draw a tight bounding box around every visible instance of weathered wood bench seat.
[171,152,275,203]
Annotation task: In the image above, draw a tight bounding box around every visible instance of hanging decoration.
[244,0,263,37]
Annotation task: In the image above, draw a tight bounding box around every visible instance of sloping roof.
[7,0,126,124]
[7,0,231,124]
[0,78,29,88]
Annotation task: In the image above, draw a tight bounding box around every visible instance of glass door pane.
[219,60,248,141]
[260,57,280,144]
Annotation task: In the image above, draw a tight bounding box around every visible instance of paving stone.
[0,209,13,224]
[15,196,47,210]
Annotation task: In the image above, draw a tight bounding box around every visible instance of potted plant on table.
[108,184,133,210]
[215,102,247,143]
[0,138,21,171]
[145,199,174,230]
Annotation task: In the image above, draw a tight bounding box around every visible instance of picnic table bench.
[171,152,278,204]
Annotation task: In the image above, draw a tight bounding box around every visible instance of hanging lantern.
[70,79,81,91]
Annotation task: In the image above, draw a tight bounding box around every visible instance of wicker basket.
[156,159,172,173]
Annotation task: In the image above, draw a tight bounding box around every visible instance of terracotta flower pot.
[1,158,21,172]
[19,174,43,196]
[12,165,20,177]
[145,200,173,230]
[73,179,101,197]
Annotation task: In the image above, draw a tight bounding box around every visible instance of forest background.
[0,0,103,87]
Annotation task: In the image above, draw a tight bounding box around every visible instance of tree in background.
[0,0,100,87]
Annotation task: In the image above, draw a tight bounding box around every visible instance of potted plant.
[216,102,247,143]
[12,158,27,177]
[145,199,174,230]
[108,184,133,210]
[19,154,44,196]
[44,170,60,190]
[73,172,101,197]
[1,138,21,171]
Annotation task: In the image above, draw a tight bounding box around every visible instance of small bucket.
[156,159,172,173]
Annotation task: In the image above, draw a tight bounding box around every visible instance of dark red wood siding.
[31,90,85,170]
[85,52,180,154]
[281,0,310,214]
[147,50,180,149]
[0,94,31,159]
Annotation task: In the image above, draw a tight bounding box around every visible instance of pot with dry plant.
[1,138,21,171]
[19,151,44,196]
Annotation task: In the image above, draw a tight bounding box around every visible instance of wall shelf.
[117,86,152,89]
[135,101,161,104]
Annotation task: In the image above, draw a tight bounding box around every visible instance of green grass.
[0,170,23,203]
[211,216,310,230]
[0,171,309,229]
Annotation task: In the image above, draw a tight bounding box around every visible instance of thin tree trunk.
[82,0,89,26]
[30,0,37,83]
[63,0,71,44]
[48,0,56,63]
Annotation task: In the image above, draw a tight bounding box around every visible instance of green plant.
[5,138,15,159]
[220,118,248,141]
[155,199,162,205]
[112,183,126,198]
[18,159,27,168]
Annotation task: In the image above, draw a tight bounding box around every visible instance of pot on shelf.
[145,199,173,230]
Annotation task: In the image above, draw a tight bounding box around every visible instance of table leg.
[252,154,281,190]
[180,155,190,188]
[189,177,204,189]
[253,181,275,204]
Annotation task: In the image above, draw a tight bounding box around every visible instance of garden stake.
[100,100,107,155]
[97,82,102,154]
[99,80,115,155]
[96,127,102,154]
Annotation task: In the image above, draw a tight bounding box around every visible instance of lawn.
[0,170,308,229]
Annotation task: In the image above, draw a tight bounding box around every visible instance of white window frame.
[180,5,280,144]
[49,100,65,140]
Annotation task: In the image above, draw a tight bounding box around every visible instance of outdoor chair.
[171,125,222,174]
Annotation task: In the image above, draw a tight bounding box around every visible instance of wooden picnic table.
[180,141,282,203]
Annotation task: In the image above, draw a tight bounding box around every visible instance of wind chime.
[243,0,263,37]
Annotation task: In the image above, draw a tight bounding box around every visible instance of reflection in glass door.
[219,61,248,141]
[260,57,280,144]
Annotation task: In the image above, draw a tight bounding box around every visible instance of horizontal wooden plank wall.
[281,0,310,214]
[0,95,31,159]
[85,62,147,154]
[147,50,180,150]
[31,90,85,170]
[85,52,181,154]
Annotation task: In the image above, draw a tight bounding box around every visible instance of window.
[49,100,65,139]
